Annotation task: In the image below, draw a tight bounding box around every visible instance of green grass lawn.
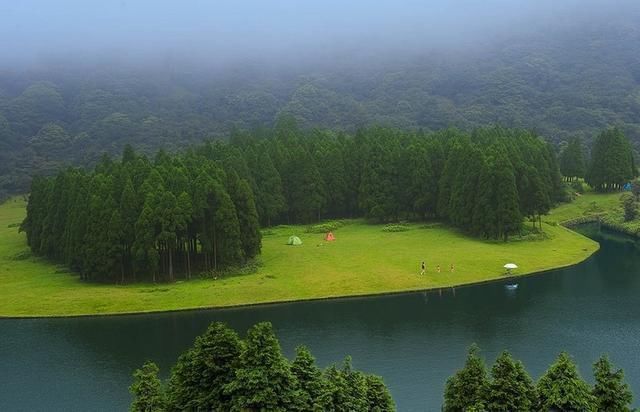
[545,191,621,224]
[1,197,600,317]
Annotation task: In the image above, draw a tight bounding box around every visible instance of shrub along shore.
[0,196,600,317]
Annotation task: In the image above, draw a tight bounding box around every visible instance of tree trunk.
[168,246,173,282]
[213,235,218,271]
[186,243,191,280]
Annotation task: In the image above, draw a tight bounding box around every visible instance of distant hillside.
[1,18,639,199]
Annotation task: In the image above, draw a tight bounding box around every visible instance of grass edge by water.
[0,196,601,318]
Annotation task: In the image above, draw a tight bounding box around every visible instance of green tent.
[287,236,302,246]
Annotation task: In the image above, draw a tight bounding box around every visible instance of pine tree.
[490,146,521,240]
[449,145,484,228]
[543,142,565,202]
[390,138,413,219]
[318,142,349,217]
[83,178,117,280]
[129,361,165,412]
[119,176,138,280]
[472,157,497,238]
[485,351,536,411]
[342,132,365,217]
[359,141,397,221]
[253,150,285,226]
[587,128,635,191]
[175,192,193,278]
[107,208,125,282]
[226,171,261,259]
[63,175,89,272]
[592,356,633,411]
[212,182,243,268]
[407,142,437,218]
[156,190,179,281]
[341,357,369,411]
[559,137,586,180]
[537,352,596,411]
[289,147,326,223]
[291,346,326,411]
[222,146,255,185]
[166,322,242,411]
[22,177,51,254]
[519,166,551,229]
[443,344,489,411]
[193,174,244,270]
[320,365,351,411]
[225,322,299,411]
[133,202,159,281]
[437,143,465,221]
[134,169,165,280]
[365,375,396,412]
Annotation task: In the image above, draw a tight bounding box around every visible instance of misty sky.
[1,0,637,68]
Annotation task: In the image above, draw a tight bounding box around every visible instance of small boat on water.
[505,284,518,291]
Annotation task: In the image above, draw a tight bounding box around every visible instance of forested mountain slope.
[1,17,639,199]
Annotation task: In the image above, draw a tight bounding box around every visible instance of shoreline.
[0,226,600,319]
[563,214,640,238]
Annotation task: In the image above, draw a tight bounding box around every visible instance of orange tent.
[325,231,335,241]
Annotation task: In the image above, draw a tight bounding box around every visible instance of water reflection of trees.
[593,229,640,291]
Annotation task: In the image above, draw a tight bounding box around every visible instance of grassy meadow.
[545,191,621,224]
[0,196,601,317]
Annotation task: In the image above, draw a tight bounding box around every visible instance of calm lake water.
[1,225,640,411]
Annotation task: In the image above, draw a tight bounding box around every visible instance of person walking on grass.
[437,265,441,273]
[450,263,454,273]
[420,261,426,275]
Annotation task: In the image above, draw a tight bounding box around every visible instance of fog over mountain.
[1,1,640,199]
[1,0,637,68]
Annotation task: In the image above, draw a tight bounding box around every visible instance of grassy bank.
[546,190,640,234]
[0,197,599,317]
[545,191,621,225]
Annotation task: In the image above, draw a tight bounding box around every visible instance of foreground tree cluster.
[130,321,395,412]
[444,345,633,412]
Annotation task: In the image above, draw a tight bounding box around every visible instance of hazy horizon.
[2,0,639,71]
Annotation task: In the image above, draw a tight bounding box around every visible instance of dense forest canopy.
[22,123,572,283]
[1,6,640,200]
